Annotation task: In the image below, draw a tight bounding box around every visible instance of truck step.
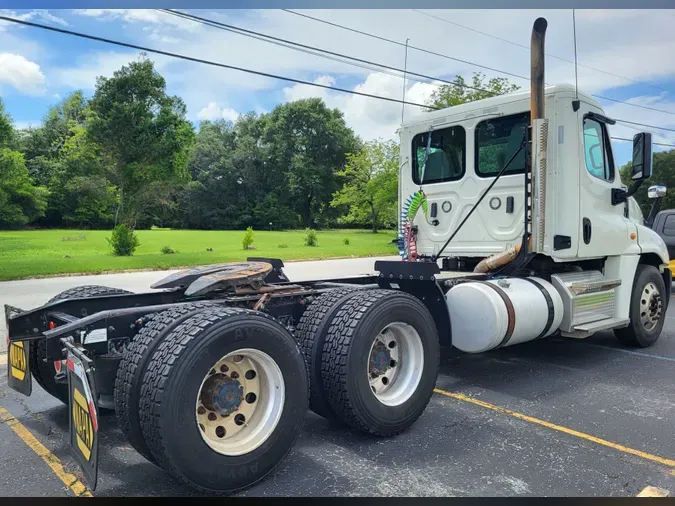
[551,271,621,333]
[562,317,630,338]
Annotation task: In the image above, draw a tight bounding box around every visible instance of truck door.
[576,107,629,258]
[408,112,528,257]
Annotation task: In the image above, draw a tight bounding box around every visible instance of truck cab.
[398,84,668,271]
[396,18,670,349]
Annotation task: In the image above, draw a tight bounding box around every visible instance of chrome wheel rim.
[367,322,424,407]
[195,348,285,456]
[640,282,663,332]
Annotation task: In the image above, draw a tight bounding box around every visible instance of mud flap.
[7,340,32,396]
[65,342,99,491]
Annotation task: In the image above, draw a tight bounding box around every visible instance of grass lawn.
[0,228,398,281]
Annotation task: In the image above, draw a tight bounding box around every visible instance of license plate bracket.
[64,341,99,491]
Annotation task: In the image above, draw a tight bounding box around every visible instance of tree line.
[3,52,670,238]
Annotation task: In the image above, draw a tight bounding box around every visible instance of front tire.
[138,307,308,494]
[320,289,440,436]
[614,264,666,348]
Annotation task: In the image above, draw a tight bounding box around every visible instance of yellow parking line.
[0,407,92,497]
[434,388,675,469]
[637,486,670,497]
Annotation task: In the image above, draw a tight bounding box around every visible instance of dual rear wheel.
[296,288,441,436]
[114,305,308,494]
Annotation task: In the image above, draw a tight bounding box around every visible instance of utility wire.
[281,8,531,82]
[613,119,675,134]
[2,14,674,144]
[591,94,675,118]
[411,9,673,95]
[282,9,675,119]
[160,9,424,87]
[0,15,434,110]
[160,9,496,95]
[612,136,675,148]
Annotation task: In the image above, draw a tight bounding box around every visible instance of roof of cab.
[403,83,602,128]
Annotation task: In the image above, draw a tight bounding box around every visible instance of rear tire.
[114,302,218,464]
[138,307,308,494]
[320,289,440,436]
[295,287,363,420]
[30,285,132,405]
[614,264,666,348]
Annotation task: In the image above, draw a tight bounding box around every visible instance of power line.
[282,9,675,120]
[612,136,675,148]
[0,15,433,111]
[3,14,675,142]
[592,94,675,118]
[281,9,531,83]
[160,9,496,96]
[159,9,421,86]
[613,119,675,134]
[172,9,675,121]
[411,9,673,95]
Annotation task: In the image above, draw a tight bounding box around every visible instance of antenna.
[572,9,579,100]
[401,38,410,125]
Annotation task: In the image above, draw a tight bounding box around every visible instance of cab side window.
[583,117,615,182]
[475,112,530,178]
[411,126,466,185]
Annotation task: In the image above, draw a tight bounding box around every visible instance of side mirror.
[648,185,667,199]
[631,132,653,181]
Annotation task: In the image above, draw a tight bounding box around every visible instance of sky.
[1,8,675,167]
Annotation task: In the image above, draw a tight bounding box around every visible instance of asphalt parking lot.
[1,267,675,497]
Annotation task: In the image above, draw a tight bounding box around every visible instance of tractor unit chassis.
[5,258,455,494]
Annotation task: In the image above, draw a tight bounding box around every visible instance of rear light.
[49,321,55,330]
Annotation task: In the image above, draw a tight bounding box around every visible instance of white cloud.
[51,50,173,90]
[197,102,240,122]
[0,53,46,95]
[147,30,183,44]
[71,9,200,32]
[0,9,69,30]
[281,73,439,141]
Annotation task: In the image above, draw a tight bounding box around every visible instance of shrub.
[161,245,176,254]
[343,236,350,246]
[304,228,318,247]
[107,224,139,256]
[242,226,254,250]
[278,243,288,249]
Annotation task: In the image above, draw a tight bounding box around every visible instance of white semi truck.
[5,16,670,495]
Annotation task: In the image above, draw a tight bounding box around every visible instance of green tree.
[0,148,49,228]
[14,92,118,228]
[0,98,49,228]
[0,100,14,147]
[331,139,399,232]
[263,98,361,227]
[87,54,195,228]
[425,72,521,110]
[620,149,675,215]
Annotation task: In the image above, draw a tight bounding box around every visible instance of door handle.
[506,197,514,214]
[583,218,592,244]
